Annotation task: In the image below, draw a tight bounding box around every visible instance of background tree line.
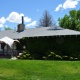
[39,9,80,31]
[4,9,80,31]
[58,9,80,31]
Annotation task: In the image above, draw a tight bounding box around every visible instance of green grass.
[0,60,80,80]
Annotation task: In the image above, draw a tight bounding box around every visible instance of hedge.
[19,35,80,60]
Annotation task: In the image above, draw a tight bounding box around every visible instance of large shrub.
[20,36,80,60]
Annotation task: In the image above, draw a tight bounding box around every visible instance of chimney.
[22,16,24,24]
[17,16,25,32]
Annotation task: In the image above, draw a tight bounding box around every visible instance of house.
[0,16,80,58]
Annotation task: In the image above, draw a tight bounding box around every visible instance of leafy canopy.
[58,9,80,31]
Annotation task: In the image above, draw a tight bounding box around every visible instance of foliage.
[38,10,55,27]
[46,51,62,60]
[22,37,48,59]
[4,27,12,30]
[21,36,80,60]
[17,50,32,59]
[58,9,80,31]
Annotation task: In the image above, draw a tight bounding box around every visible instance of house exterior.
[0,16,80,58]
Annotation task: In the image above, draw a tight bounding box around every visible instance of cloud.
[0,11,35,29]
[0,24,3,28]
[26,21,37,27]
[0,17,6,24]
[0,17,6,28]
[63,0,80,9]
[7,12,31,23]
[24,17,31,23]
[55,4,62,12]
[55,0,80,11]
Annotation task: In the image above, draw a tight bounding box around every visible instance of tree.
[38,10,55,27]
[4,27,12,30]
[58,10,80,31]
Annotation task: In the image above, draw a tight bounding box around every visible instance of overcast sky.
[0,0,80,30]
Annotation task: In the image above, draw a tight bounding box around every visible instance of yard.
[0,60,80,80]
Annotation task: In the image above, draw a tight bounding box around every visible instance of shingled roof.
[0,26,80,39]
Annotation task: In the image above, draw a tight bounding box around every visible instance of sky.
[0,0,80,30]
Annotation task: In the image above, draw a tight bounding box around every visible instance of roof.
[0,26,80,39]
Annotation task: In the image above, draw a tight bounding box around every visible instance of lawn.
[0,60,80,80]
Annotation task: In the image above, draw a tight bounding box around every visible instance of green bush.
[45,51,62,60]
[55,55,62,60]
[47,51,55,60]
[17,50,32,59]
